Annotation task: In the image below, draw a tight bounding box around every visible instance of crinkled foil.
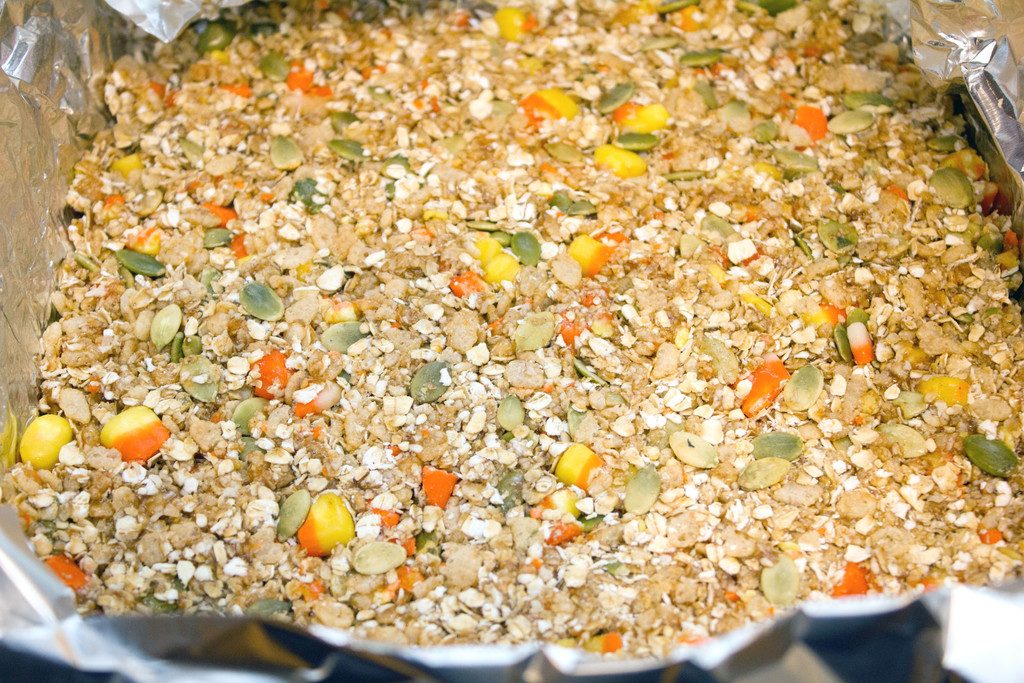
[2,0,1024,681]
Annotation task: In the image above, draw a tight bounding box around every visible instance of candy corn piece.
[110,153,143,176]
[545,520,582,546]
[296,492,355,557]
[324,299,360,324]
[476,236,503,265]
[614,103,669,133]
[584,632,624,654]
[802,302,845,327]
[555,443,602,491]
[846,321,873,365]
[126,226,162,255]
[252,349,290,399]
[422,466,459,508]
[449,271,487,297]
[494,7,537,41]
[568,234,614,276]
[742,354,790,417]
[20,414,73,470]
[539,488,580,518]
[520,88,578,123]
[594,144,647,178]
[100,406,170,462]
[294,383,342,418]
[918,376,970,406]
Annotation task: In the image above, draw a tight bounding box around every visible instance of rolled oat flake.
[353,541,406,575]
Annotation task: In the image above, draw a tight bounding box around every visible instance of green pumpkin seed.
[467,219,499,231]
[624,465,661,514]
[833,323,853,362]
[170,332,184,362]
[490,100,516,118]
[137,189,163,217]
[818,219,858,254]
[352,541,406,575]
[843,91,893,110]
[581,515,604,532]
[150,304,182,350]
[639,36,681,52]
[496,469,525,512]
[657,0,698,12]
[141,592,178,614]
[846,308,869,326]
[752,120,778,143]
[258,51,289,81]
[665,169,706,182]
[276,490,311,541]
[828,110,875,135]
[878,423,927,458]
[203,228,232,248]
[927,135,960,153]
[597,82,635,114]
[180,139,204,166]
[964,435,1019,478]
[240,436,263,458]
[793,233,812,257]
[616,132,659,151]
[415,530,439,554]
[894,391,926,419]
[330,112,360,133]
[761,555,799,606]
[180,355,218,402]
[73,251,100,272]
[669,431,718,469]
[545,142,584,163]
[976,229,1003,253]
[698,336,740,384]
[116,249,165,278]
[573,357,608,386]
[410,361,451,403]
[701,214,735,241]
[493,231,512,247]
[514,312,555,352]
[369,86,393,104]
[738,457,791,490]
[197,19,236,53]
[929,167,974,209]
[680,49,724,67]
[232,397,268,436]
[549,191,572,212]
[752,432,803,461]
[182,335,202,357]
[511,232,542,266]
[329,138,366,162]
[694,80,719,109]
[567,407,586,439]
[773,148,819,175]
[247,599,292,617]
[436,135,465,156]
[783,365,823,411]
[566,200,598,217]
[678,234,704,258]
[270,136,303,170]
[240,282,284,321]
[322,322,367,354]
[200,267,220,293]
[719,100,750,128]
[759,0,796,15]
[497,395,525,431]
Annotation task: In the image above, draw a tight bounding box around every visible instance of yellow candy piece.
[324,300,360,324]
[476,236,503,265]
[568,234,614,276]
[918,376,970,406]
[520,57,543,74]
[594,144,647,178]
[0,408,17,468]
[522,88,579,122]
[297,492,355,556]
[619,104,669,133]
[674,326,690,349]
[20,414,72,470]
[208,49,230,64]
[494,7,533,41]
[555,443,602,490]
[707,263,727,284]
[110,153,143,177]
[541,488,580,518]
[740,291,773,317]
[483,252,520,284]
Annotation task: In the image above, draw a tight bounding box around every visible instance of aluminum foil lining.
[1,0,1023,680]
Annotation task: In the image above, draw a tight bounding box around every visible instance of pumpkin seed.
[322,322,367,354]
[678,234,704,258]
[818,219,858,254]
[170,332,184,362]
[196,19,236,53]
[290,178,328,213]
[180,139,204,166]
[719,100,750,128]
[493,231,512,247]
[232,397,268,436]
[680,49,724,67]
[573,357,608,385]
[793,233,813,257]
[623,465,661,514]
[496,469,525,512]
[330,112,359,132]
[511,232,542,266]
[657,0,698,12]
[240,436,262,458]
[878,423,927,458]
[497,395,525,431]
[828,110,875,135]
[467,219,499,231]
[352,541,406,575]
[669,431,719,469]
[701,214,735,241]
[490,100,516,118]
[694,80,718,109]
[549,191,572,212]
[116,249,165,278]
[73,251,100,272]
[240,282,284,321]
[369,86,393,104]
[258,51,289,81]
[759,0,796,15]
[329,138,366,162]
[567,407,586,438]
[270,136,303,170]
[639,36,680,51]
[927,135,960,153]
[247,599,292,617]
[964,435,1019,478]
[846,308,869,326]
[180,355,218,402]
[410,361,451,403]
[136,189,163,217]
[773,148,819,175]
[738,457,791,490]
[566,200,598,217]
[665,169,706,182]
[276,490,311,541]
[415,530,439,554]
[514,312,556,352]
[203,228,232,248]
[545,142,584,163]
[382,154,410,175]
[843,91,893,110]
[141,592,178,614]
[833,323,853,362]
[597,82,635,114]
[182,335,202,357]
[752,120,778,143]
[616,132,659,151]
[581,515,604,532]
[783,365,823,411]
[761,555,799,606]
[697,336,740,384]
[439,135,466,156]
[150,304,182,351]
[929,167,974,209]
[752,432,803,461]
[894,391,926,419]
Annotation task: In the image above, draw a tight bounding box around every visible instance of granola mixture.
[7,0,1024,656]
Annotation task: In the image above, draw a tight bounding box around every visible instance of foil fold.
[0,0,1023,680]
